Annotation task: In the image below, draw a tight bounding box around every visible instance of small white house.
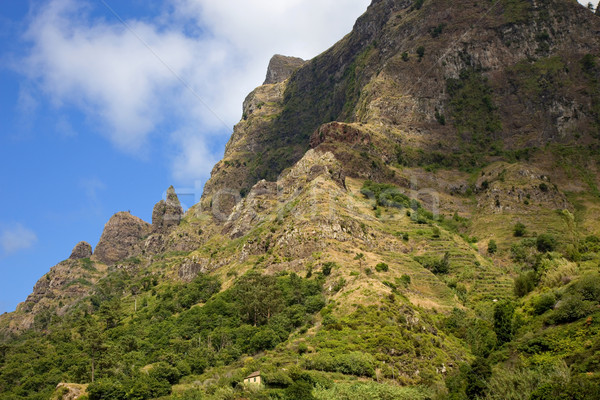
[243,371,262,386]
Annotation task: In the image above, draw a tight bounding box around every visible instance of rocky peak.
[263,54,305,85]
[68,241,92,260]
[94,212,151,264]
[152,186,183,233]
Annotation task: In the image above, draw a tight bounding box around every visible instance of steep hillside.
[202,0,600,215]
[2,1,600,400]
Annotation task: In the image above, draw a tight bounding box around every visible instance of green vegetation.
[513,222,527,237]
[487,239,498,254]
[447,69,502,142]
[500,0,532,24]
[375,262,389,272]
[0,271,326,400]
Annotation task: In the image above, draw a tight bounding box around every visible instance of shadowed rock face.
[263,54,305,85]
[152,186,183,233]
[69,242,92,260]
[94,212,151,264]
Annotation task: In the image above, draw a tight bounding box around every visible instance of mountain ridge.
[2,1,600,399]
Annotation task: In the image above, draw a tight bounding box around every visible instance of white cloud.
[171,133,220,184]
[0,223,38,254]
[21,0,370,183]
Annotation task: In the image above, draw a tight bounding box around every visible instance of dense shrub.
[466,357,492,399]
[514,222,527,237]
[285,379,315,400]
[529,374,600,399]
[514,271,537,297]
[313,381,432,400]
[533,292,556,315]
[579,235,600,253]
[536,234,557,253]
[87,379,126,400]
[321,262,335,276]
[360,181,419,210]
[488,239,498,254]
[494,300,515,345]
[302,351,375,377]
[416,252,451,274]
[571,273,600,302]
[149,362,181,385]
[375,262,389,272]
[550,294,594,324]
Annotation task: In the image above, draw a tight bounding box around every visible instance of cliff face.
[201,0,600,216]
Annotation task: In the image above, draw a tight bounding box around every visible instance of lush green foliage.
[0,272,325,400]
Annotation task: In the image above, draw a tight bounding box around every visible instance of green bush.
[536,234,557,253]
[321,262,336,276]
[579,235,600,253]
[466,357,492,399]
[313,381,432,400]
[550,294,594,324]
[514,271,537,297]
[514,222,527,237]
[432,252,450,274]
[571,273,600,302]
[494,300,515,345]
[533,292,556,315]
[285,379,315,400]
[375,262,389,272]
[399,274,411,286]
[302,351,375,377]
[530,374,600,399]
[87,379,126,400]
[488,239,498,254]
[149,361,181,384]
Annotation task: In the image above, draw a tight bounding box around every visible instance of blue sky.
[0,0,371,314]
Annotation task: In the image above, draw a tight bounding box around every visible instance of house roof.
[245,371,261,379]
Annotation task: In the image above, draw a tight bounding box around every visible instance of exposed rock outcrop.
[69,241,92,260]
[152,186,183,233]
[54,383,88,400]
[263,54,305,85]
[94,212,151,264]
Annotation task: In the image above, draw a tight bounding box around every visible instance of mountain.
[2,1,600,399]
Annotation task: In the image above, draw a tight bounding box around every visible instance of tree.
[417,46,425,59]
[354,253,365,269]
[465,357,491,399]
[233,272,283,326]
[493,300,514,345]
[77,316,106,383]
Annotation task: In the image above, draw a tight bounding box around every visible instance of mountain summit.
[2,1,600,399]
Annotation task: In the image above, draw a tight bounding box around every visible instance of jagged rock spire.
[94,212,151,264]
[152,186,183,233]
[263,54,305,85]
[69,241,92,260]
